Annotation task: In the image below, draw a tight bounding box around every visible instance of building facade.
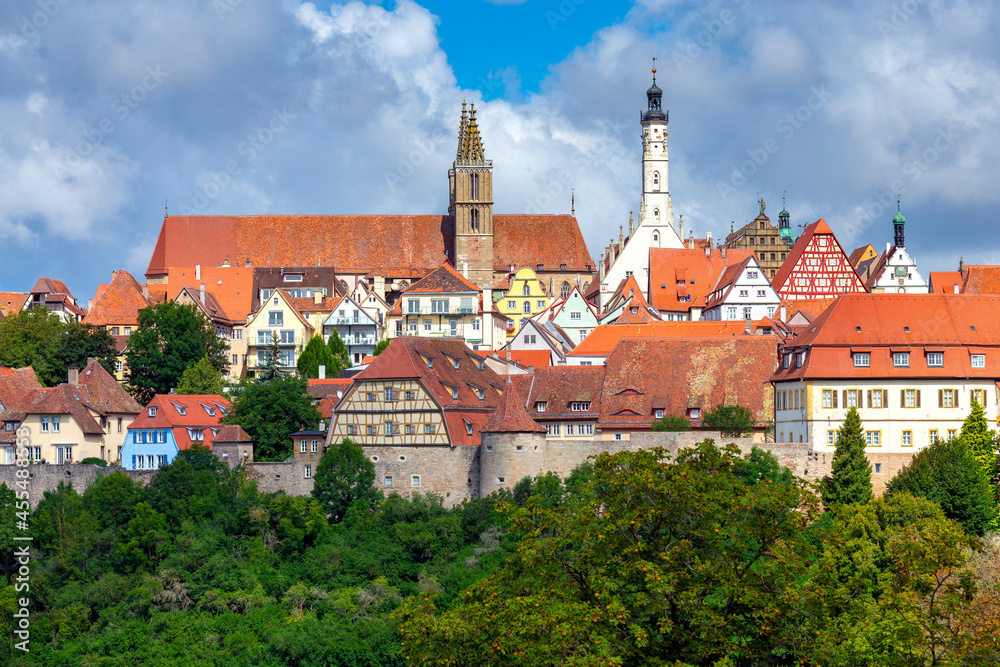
[771,293,1000,451]
[246,289,314,377]
[702,256,781,322]
[121,394,230,470]
[494,267,551,340]
[322,295,382,365]
[771,219,868,300]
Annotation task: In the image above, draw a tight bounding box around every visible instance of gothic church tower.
[449,102,494,287]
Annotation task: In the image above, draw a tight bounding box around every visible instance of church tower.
[638,64,677,239]
[449,102,494,287]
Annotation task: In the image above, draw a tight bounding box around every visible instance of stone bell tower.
[449,102,495,287]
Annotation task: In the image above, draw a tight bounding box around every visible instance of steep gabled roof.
[523,365,605,421]
[568,321,757,358]
[704,256,755,310]
[404,262,480,294]
[148,265,255,324]
[929,271,963,295]
[0,367,43,412]
[961,265,1000,295]
[129,394,231,449]
[483,382,546,433]
[771,219,866,297]
[77,359,143,414]
[648,248,754,312]
[83,270,152,327]
[214,425,253,444]
[0,292,28,317]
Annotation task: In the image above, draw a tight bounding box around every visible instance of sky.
[2,0,999,303]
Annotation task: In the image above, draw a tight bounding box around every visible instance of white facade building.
[702,256,781,322]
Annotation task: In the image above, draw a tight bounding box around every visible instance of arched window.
[522,302,531,314]
[653,171,660,191]
[652,231,660,246]
[653,209,660,224]
[522,284,530,297]
[470,173,479,200]
[560,282,571,299]
[470,208,480,232]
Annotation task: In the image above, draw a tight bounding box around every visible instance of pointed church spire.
[458,103,485,161]
[892,194,906,248]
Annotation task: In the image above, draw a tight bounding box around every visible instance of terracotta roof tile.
[929,271,963,294]
[214,424,253,443]
[404,262,481,294]
[524,366,605,420]
[648,248,754,312]
[129,394,231,450]
[308,378,353,399]
[506,349,552,368]
[598,336,776,430]
[83,270,153,327]
[483,382,546,433]
[0,367,42,411]
[148,266,255,324]
[0,292,28,317]
[961,265,1000,295]
[569,321,758,358]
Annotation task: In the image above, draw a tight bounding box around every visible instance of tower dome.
[642,65,667,122]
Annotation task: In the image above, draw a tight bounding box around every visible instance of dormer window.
[571,401,591,412]
[536,402,547,412]
[283,273,303,282]
[148,406,157,418]
[171,402,187,415]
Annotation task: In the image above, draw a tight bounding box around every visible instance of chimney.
[744,319,752,335]
[462,261,469,279]
[200,283,205,304]
[705,247,711,258]
[599,253,606,282]
[142,284,149,299]
[707,231,713,247]
[374,275,386,301]
[721,247,727,259]
[319,365,326,379]
[886,241,891,254]
[68,368,79,385]
[313,291,322,305]
[196,263,201,281]
[319,420,326,432]
[780,306,787,322]
[88,298,93,310]
[549,276,554,295]
[954,283,960,294]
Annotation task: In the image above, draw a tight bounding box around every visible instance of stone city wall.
[0,464,157,508]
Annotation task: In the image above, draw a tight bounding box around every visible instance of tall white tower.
[638,65,678,243]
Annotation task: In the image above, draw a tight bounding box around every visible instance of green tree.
[0,307,65,386]
[327,330,351,374]
[701,403,755,436]
[886,436,997,536]
[56,322,117,380]
[397,441,820,665]
[650,414,690,432]
[961,398,998,489]
[733,446,796,486]
[297,334,337,379]
[224,376,320,460]
[255,330,284,383]
[311,439,379,521]
[125,301,229,403]
[821,406,873,509]
[175,356,225,395]
[372,338,390,356]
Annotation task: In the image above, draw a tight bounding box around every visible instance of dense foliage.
[0,309,116,386]
[2,439,998,666]
[223,377,321,460]
[700,404,755,436]
[125,302,229,403]
[327,330,351,374]
[175,356,226,395]
[297,335,338,380]
[650,414,690,432]
[312,439,380,521]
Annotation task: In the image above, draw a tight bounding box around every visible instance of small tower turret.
[892,195,906,248]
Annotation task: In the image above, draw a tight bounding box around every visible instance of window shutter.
[938,390,943,408]
[832,390,838,408]
[867,390,872,408]
[900,389,905,408]
[393,423,400,435]
[132,455,136,469]
[884,389,888,406]
[917,390,921,408]
[842,390,847,408]
[954,390,959,408]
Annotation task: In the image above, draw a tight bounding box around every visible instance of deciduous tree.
[125,302,229,403]
[701,403,755,436]
[312,438,379,521]
[297,335,337,379]
[650,414,690,432]
[176,356,226,395]
[224,377,320,460]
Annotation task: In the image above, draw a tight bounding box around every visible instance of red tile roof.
[522,365,605,421]
[777,297,839,324]
[703,256,755,310]
[129,394,231,450]
[145,214,593,280]
[0,367,42,411]
[356,337,504,445]
[214,424,253,443]
[308,378,353,399]
[506,349,552,368]
[483,382,546,433]
[148,266,255,324]
[83,270,152,327]
[404,262,480,294]
[961,265,1000,295]
[929,271,963,294]
[568,321,758,358]
[598,336,777,430]
[0,292,28,317]
[77,359,143,414]
[771,294,1000,381]
[648,248,754,312]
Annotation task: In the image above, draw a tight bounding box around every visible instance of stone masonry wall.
[0,465,158,508]
[366,445,480,508]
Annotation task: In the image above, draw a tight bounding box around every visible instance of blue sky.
[2,0,999,303]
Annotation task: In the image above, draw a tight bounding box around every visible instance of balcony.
[256,336,298,347]
[404,306,477,315]
[331,317,363,325]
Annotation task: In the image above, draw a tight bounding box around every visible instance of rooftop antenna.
[571,188,575,216]
[164,199,169,218]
